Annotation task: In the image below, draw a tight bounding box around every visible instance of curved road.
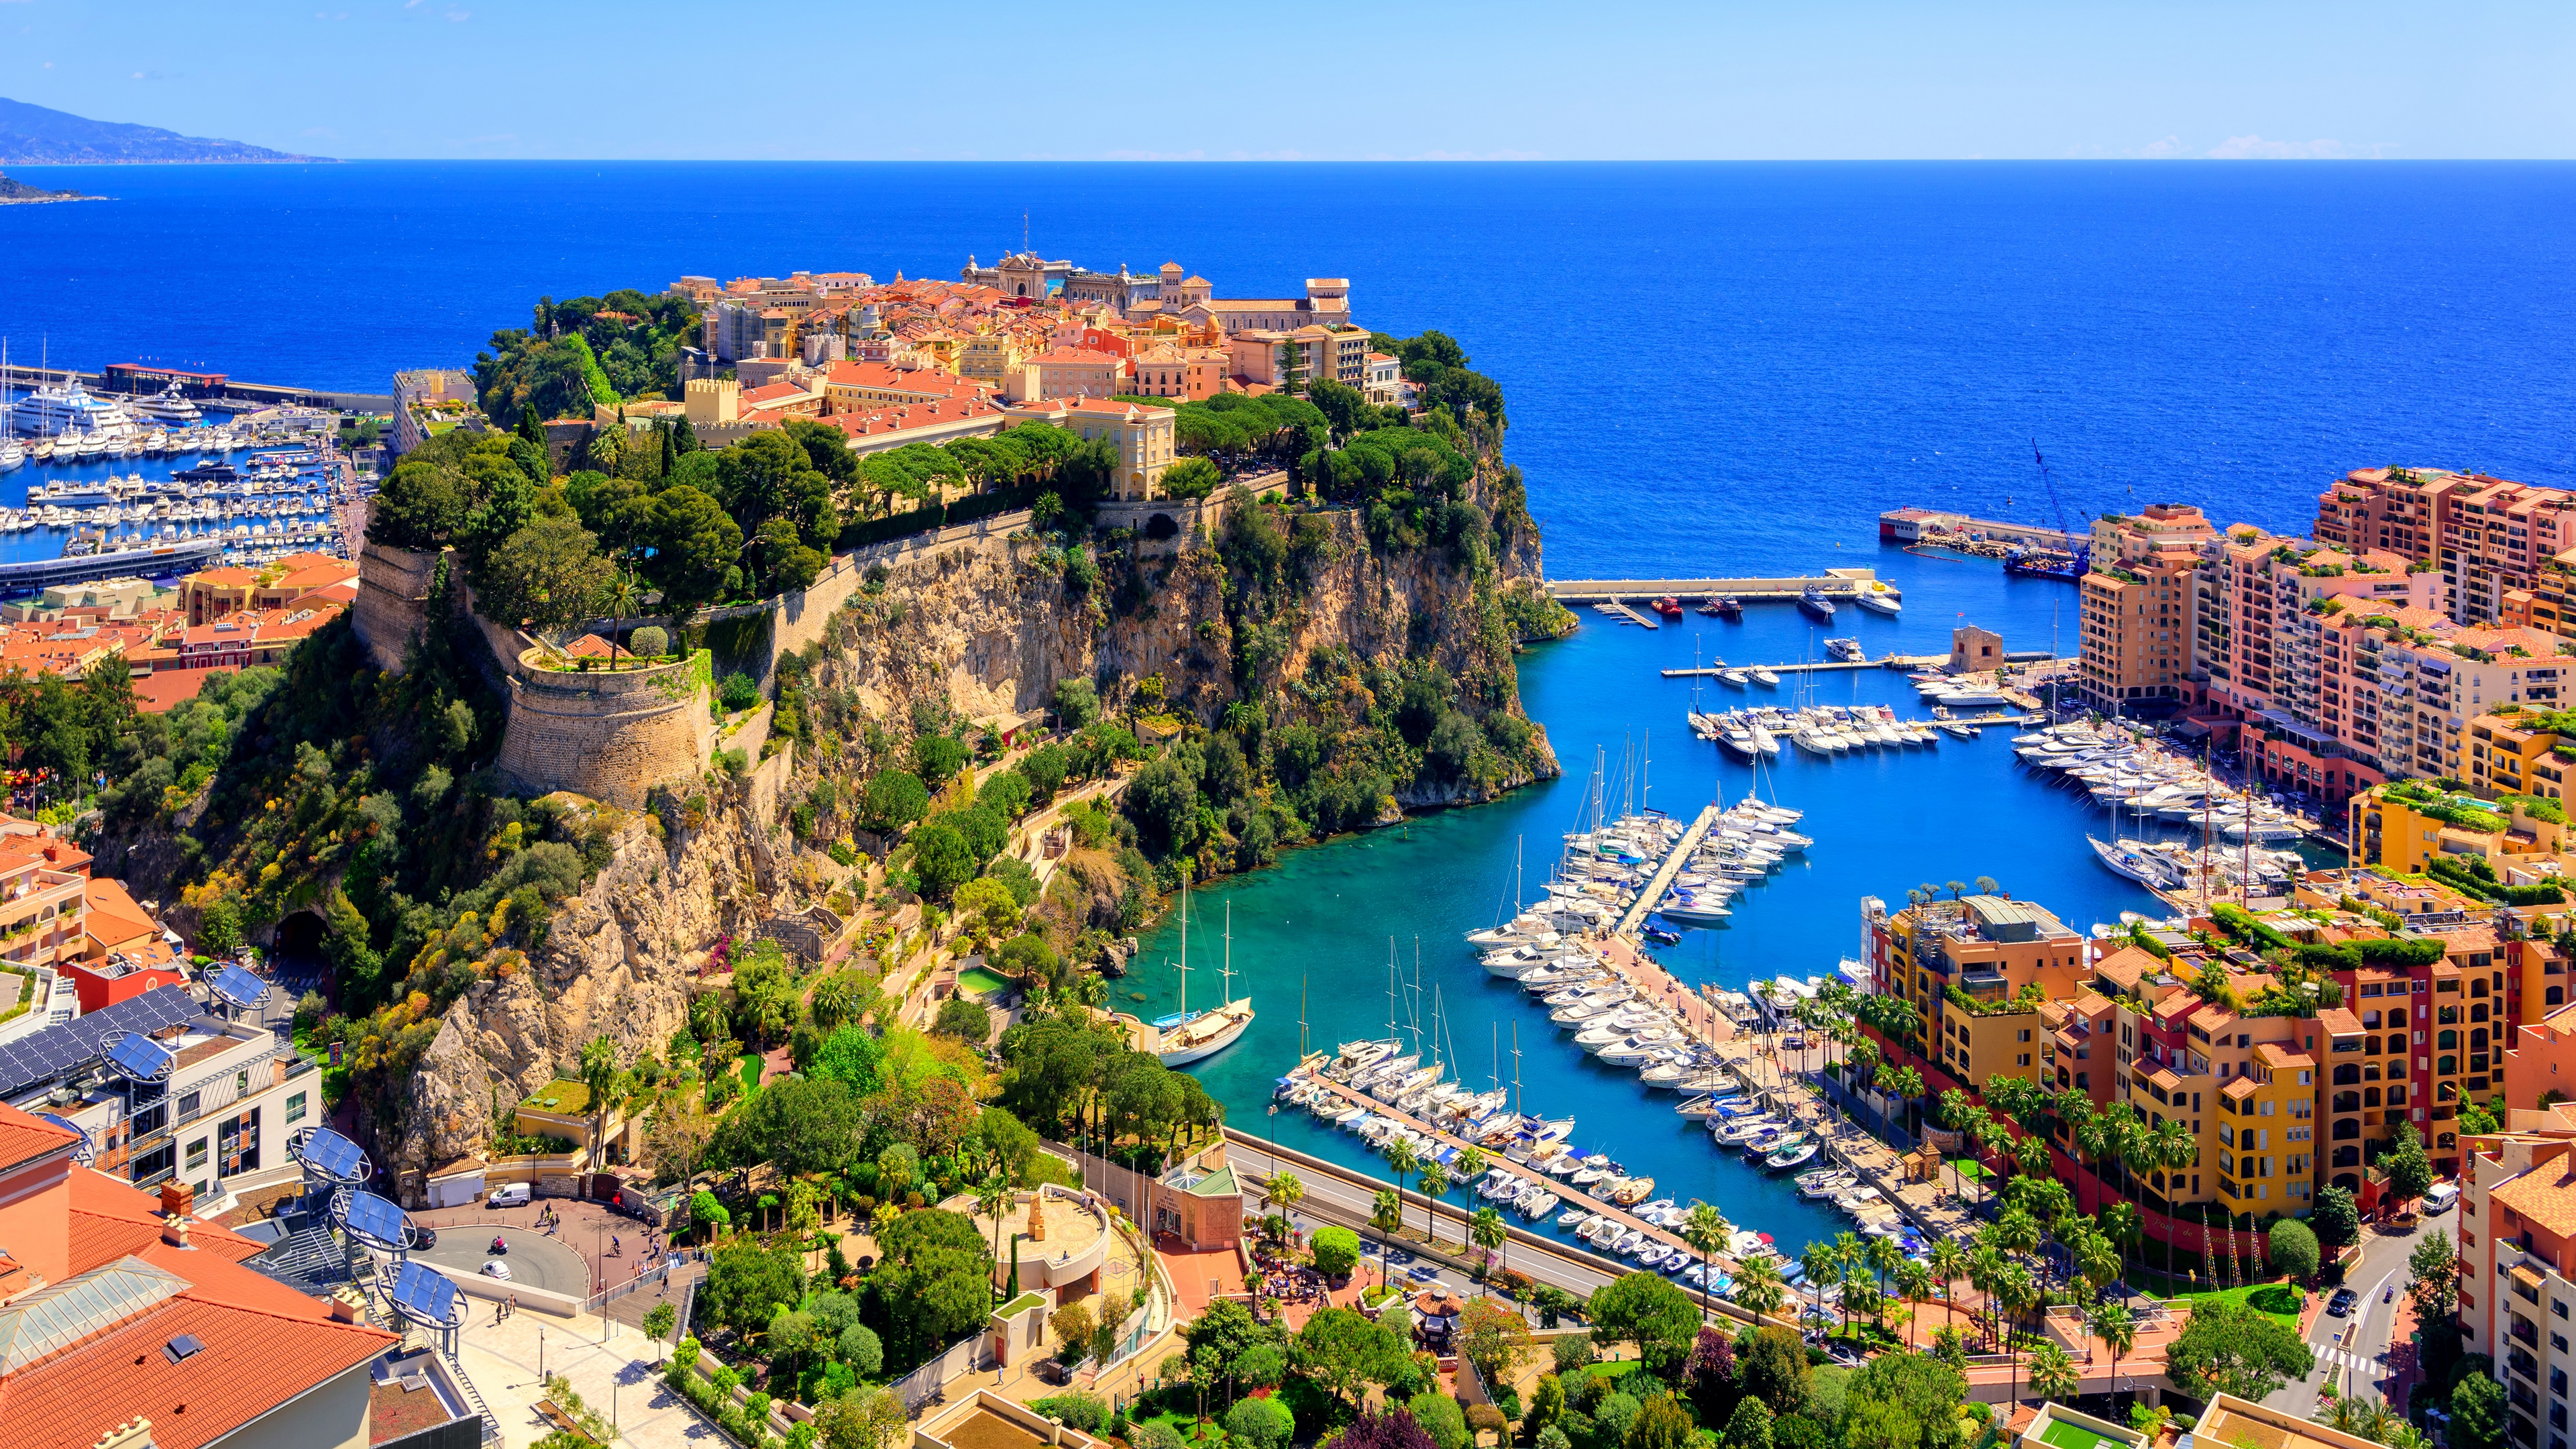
[2270,1210,2436,1417]
[415,1227,591,1297]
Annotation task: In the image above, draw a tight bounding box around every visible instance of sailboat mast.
[1176,875,1189,1021]
[1299,973,1309,1060]
[1511,1022,1523,1118]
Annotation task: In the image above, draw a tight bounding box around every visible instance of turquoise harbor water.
[1130,547,2173,1259]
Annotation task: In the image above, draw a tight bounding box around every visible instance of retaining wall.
[354,543,441,673]
[494,649,715,809]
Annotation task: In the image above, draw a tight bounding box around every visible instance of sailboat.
[0,343,23,472]
[1153,892,1256,1067]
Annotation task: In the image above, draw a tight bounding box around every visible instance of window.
[176,1091,201,1121]
[286,1091,307,1124]
[235,1070,249,1095]
[184,1138,207,1171]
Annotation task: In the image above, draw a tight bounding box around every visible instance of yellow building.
[2470,709,2572,802]
[1874,894,2088,1088]
[956,333,1028,388]
[2216,1042,2318,1214]
[2354,782,2567,875]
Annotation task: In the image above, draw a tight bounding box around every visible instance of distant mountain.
[0,97,326,164]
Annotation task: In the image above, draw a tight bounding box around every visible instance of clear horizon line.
[12,154,2576,166]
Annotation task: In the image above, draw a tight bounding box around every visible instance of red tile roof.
[0,1246,394,1449]
[0,1103,81,1178]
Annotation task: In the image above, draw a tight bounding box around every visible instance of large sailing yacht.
[1151,892,1254,1067]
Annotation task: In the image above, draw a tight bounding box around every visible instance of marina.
[1135,564,2163,1272]
[0,367,366,580]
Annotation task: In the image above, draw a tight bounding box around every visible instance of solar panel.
[105,1033,173,1082]
[34,1112,92,1157]
[388,1260,459,1326]
[339,1189,408,1248]
[209,965,268,1011]
[0,987,202,1099]
[298,1127,368,1182]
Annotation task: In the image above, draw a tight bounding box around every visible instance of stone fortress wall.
[353,542,716,808]
[354,544,441,672]
[491,648,715,809]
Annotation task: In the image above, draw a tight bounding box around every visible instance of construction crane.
[2004,438,2091,580]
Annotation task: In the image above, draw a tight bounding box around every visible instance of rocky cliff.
[390,463,1558,1175]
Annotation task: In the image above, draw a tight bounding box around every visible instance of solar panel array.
[339,1188,409,1248]
[296,1126,368,1183]
[34,1112,94,1162]
[209,964,268,1011]
[388,1259,460,1326]
[0,987,199,1102]
[105,1033,174,1082]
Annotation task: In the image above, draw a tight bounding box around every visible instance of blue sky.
[4,0,2571,161]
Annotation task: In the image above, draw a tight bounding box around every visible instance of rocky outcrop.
[391,788,777,1177]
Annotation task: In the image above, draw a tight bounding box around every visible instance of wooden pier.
[1548,569,1893,606]
[1615,803,1723,938]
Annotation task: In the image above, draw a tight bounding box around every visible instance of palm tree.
[2098,1201,2143,1289]
[974,1174,1012,1277]
[1833,1232,1868,1333]
[1386,1138,1419,1214]
[1454,1146,1489,1189]
[1799,1241,1842,1335]
[1868,1234,1903,1309]
[1929,1238,1968,1316]
[1682,1203,1729,1293]
[1369,1189,1403,1291]
[2027,1341,2080,1402]
[1995,1206,2042,1261]
[1994,1263,2039,1397]
[1733,1253,1786,1325]
[1264,1170,1305,1224]
[1882,1065,1927,1140]
[1894,1258,1933,1348]
[1417,1163,1452,1246]
[2075,1230,2122,1301]
[2152,1118,2197,1198]
[2087,1298,2137,1397]
[1966,1245,2004,1350]
[1471,1207,1505,1278]
[577,1034,621,1167]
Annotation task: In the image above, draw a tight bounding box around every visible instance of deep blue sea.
[7,160,2573,1255]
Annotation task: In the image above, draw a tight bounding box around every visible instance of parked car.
[481,1260,513,1281]
[488,1184,531,1208]
[411,1226,437,1250]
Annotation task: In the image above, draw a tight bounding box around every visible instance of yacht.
[1150,895,1255,1067]
[11,377,134,441]
[1798,585,1836,621]
[1852,584,1900,616]
[1750,667,1780,688]
[129,382,205,423]
[1823,637,1865,662]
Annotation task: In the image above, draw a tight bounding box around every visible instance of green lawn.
[2040,1421,2119,1449]
[2184,1281,2304,1327]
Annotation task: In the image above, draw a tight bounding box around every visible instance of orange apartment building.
[1866,894,2090,1093]
[2316,466,2576,626]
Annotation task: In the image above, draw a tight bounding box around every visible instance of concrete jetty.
[1615,803,1722,937]
[1660,655,1947,678]
[1548,568,1891,605]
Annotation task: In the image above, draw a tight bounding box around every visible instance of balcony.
[2512,1350,2541,1387]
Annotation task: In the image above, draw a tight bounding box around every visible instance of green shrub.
[718,672,761,712]
[629,625,670,658]
[1227,1395,1296,1449]
[1033,1394,1110,1434]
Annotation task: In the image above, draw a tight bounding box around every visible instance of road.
[2270,1212,2434,1418]
[415,1225,590,1296]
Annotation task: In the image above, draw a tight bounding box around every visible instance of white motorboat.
[1750,667,1780,688]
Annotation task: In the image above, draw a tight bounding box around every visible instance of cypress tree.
[674,416,700,455]
[517,405,545,447]
[661,419,678,475]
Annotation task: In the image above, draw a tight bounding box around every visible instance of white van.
[2425,1182,2460,1214]
[488,1183,531,1208]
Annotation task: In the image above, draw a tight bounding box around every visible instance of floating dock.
[1592,600,1659,629]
